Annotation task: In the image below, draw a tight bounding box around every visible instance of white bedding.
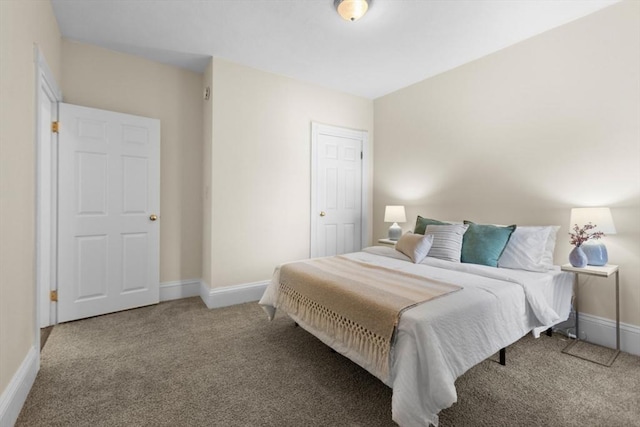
[259,246,573,427]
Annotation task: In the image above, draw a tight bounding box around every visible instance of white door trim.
[34,45,62,337]
[310,122,369,258]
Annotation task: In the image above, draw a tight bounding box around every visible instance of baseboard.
[554,312,640,356]
[159,279,201,302]
[0,346,38,427]
[200,280,269,309]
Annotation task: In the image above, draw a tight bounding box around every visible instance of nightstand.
[560,263,620,366]
[377,238,397,246]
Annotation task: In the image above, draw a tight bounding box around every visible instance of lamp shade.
[384,205,406,223]
[569,207,616,234]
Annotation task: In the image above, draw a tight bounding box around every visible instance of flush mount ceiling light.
[334,0,370,22]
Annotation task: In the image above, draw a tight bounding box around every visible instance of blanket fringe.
[278,282,391,381]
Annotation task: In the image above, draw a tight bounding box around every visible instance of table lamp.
[384,205,406,241]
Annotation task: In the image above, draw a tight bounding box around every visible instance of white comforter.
[259,246,573,427]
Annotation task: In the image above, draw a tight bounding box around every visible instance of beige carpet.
[17,298,640,426]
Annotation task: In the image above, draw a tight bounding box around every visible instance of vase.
[581,241,608,266]
[569,246,588,268]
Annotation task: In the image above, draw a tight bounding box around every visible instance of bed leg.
[499,348,506,366]
[546,327,553,337]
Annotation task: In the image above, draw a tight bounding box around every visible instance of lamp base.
[388,223,402,241]
[582,241,608,266]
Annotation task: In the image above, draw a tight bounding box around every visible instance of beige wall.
[205,59,374,288]
[0,0,61,395]
[61,40,204,283]
[373,1,640,326]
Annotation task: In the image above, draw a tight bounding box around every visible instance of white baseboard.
[160,278,268,308]
[0,346,38,427]
[200,280,269,309]
[159,279,201,302]
[554,312,640,356]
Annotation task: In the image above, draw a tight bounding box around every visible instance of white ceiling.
[51,0,619,99]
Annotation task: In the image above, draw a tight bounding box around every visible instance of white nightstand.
[377,238,397,246]
[560,263,620,366]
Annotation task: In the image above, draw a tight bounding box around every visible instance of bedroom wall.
[373,1,640,328]
[204,58,374,288]
[0,0,61,399]
[61,40,204,284]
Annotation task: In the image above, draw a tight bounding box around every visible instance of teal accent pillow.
[461,221,516,267]
[414,216,449,235]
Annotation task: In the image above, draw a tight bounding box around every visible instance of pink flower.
[569,222,604,247]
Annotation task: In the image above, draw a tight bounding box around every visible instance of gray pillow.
[424,224,469,262]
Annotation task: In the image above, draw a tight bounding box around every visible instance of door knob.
[149,214,158,221]
[319,211,326,217]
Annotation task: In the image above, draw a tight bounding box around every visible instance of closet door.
[57,103,160,322]
[311,123,365,257]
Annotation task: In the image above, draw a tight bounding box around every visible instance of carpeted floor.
[17,297,640,426]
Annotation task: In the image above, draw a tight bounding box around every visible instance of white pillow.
[424,224,469,262]
[541,226,560,268]
[395,232,434,263]
[498,226,560,272]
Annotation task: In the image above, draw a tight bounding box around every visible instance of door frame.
[34,46,62,340]
[310,122,370,258]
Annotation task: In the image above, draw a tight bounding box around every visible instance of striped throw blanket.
[277,256,461,382]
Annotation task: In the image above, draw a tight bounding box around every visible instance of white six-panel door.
[57,103,160,322]
[311,123,366,258]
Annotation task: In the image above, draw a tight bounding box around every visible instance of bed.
[259,222,573,426]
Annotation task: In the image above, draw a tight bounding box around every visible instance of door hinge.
[50,290,58,302]
[51,121,59,133]
[360,151,363,159]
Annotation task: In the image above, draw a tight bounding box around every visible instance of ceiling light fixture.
[334,0,370,22]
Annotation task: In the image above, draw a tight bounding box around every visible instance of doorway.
[35,50,161,327]
[35,47,62,330]
[310,122,369,258]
